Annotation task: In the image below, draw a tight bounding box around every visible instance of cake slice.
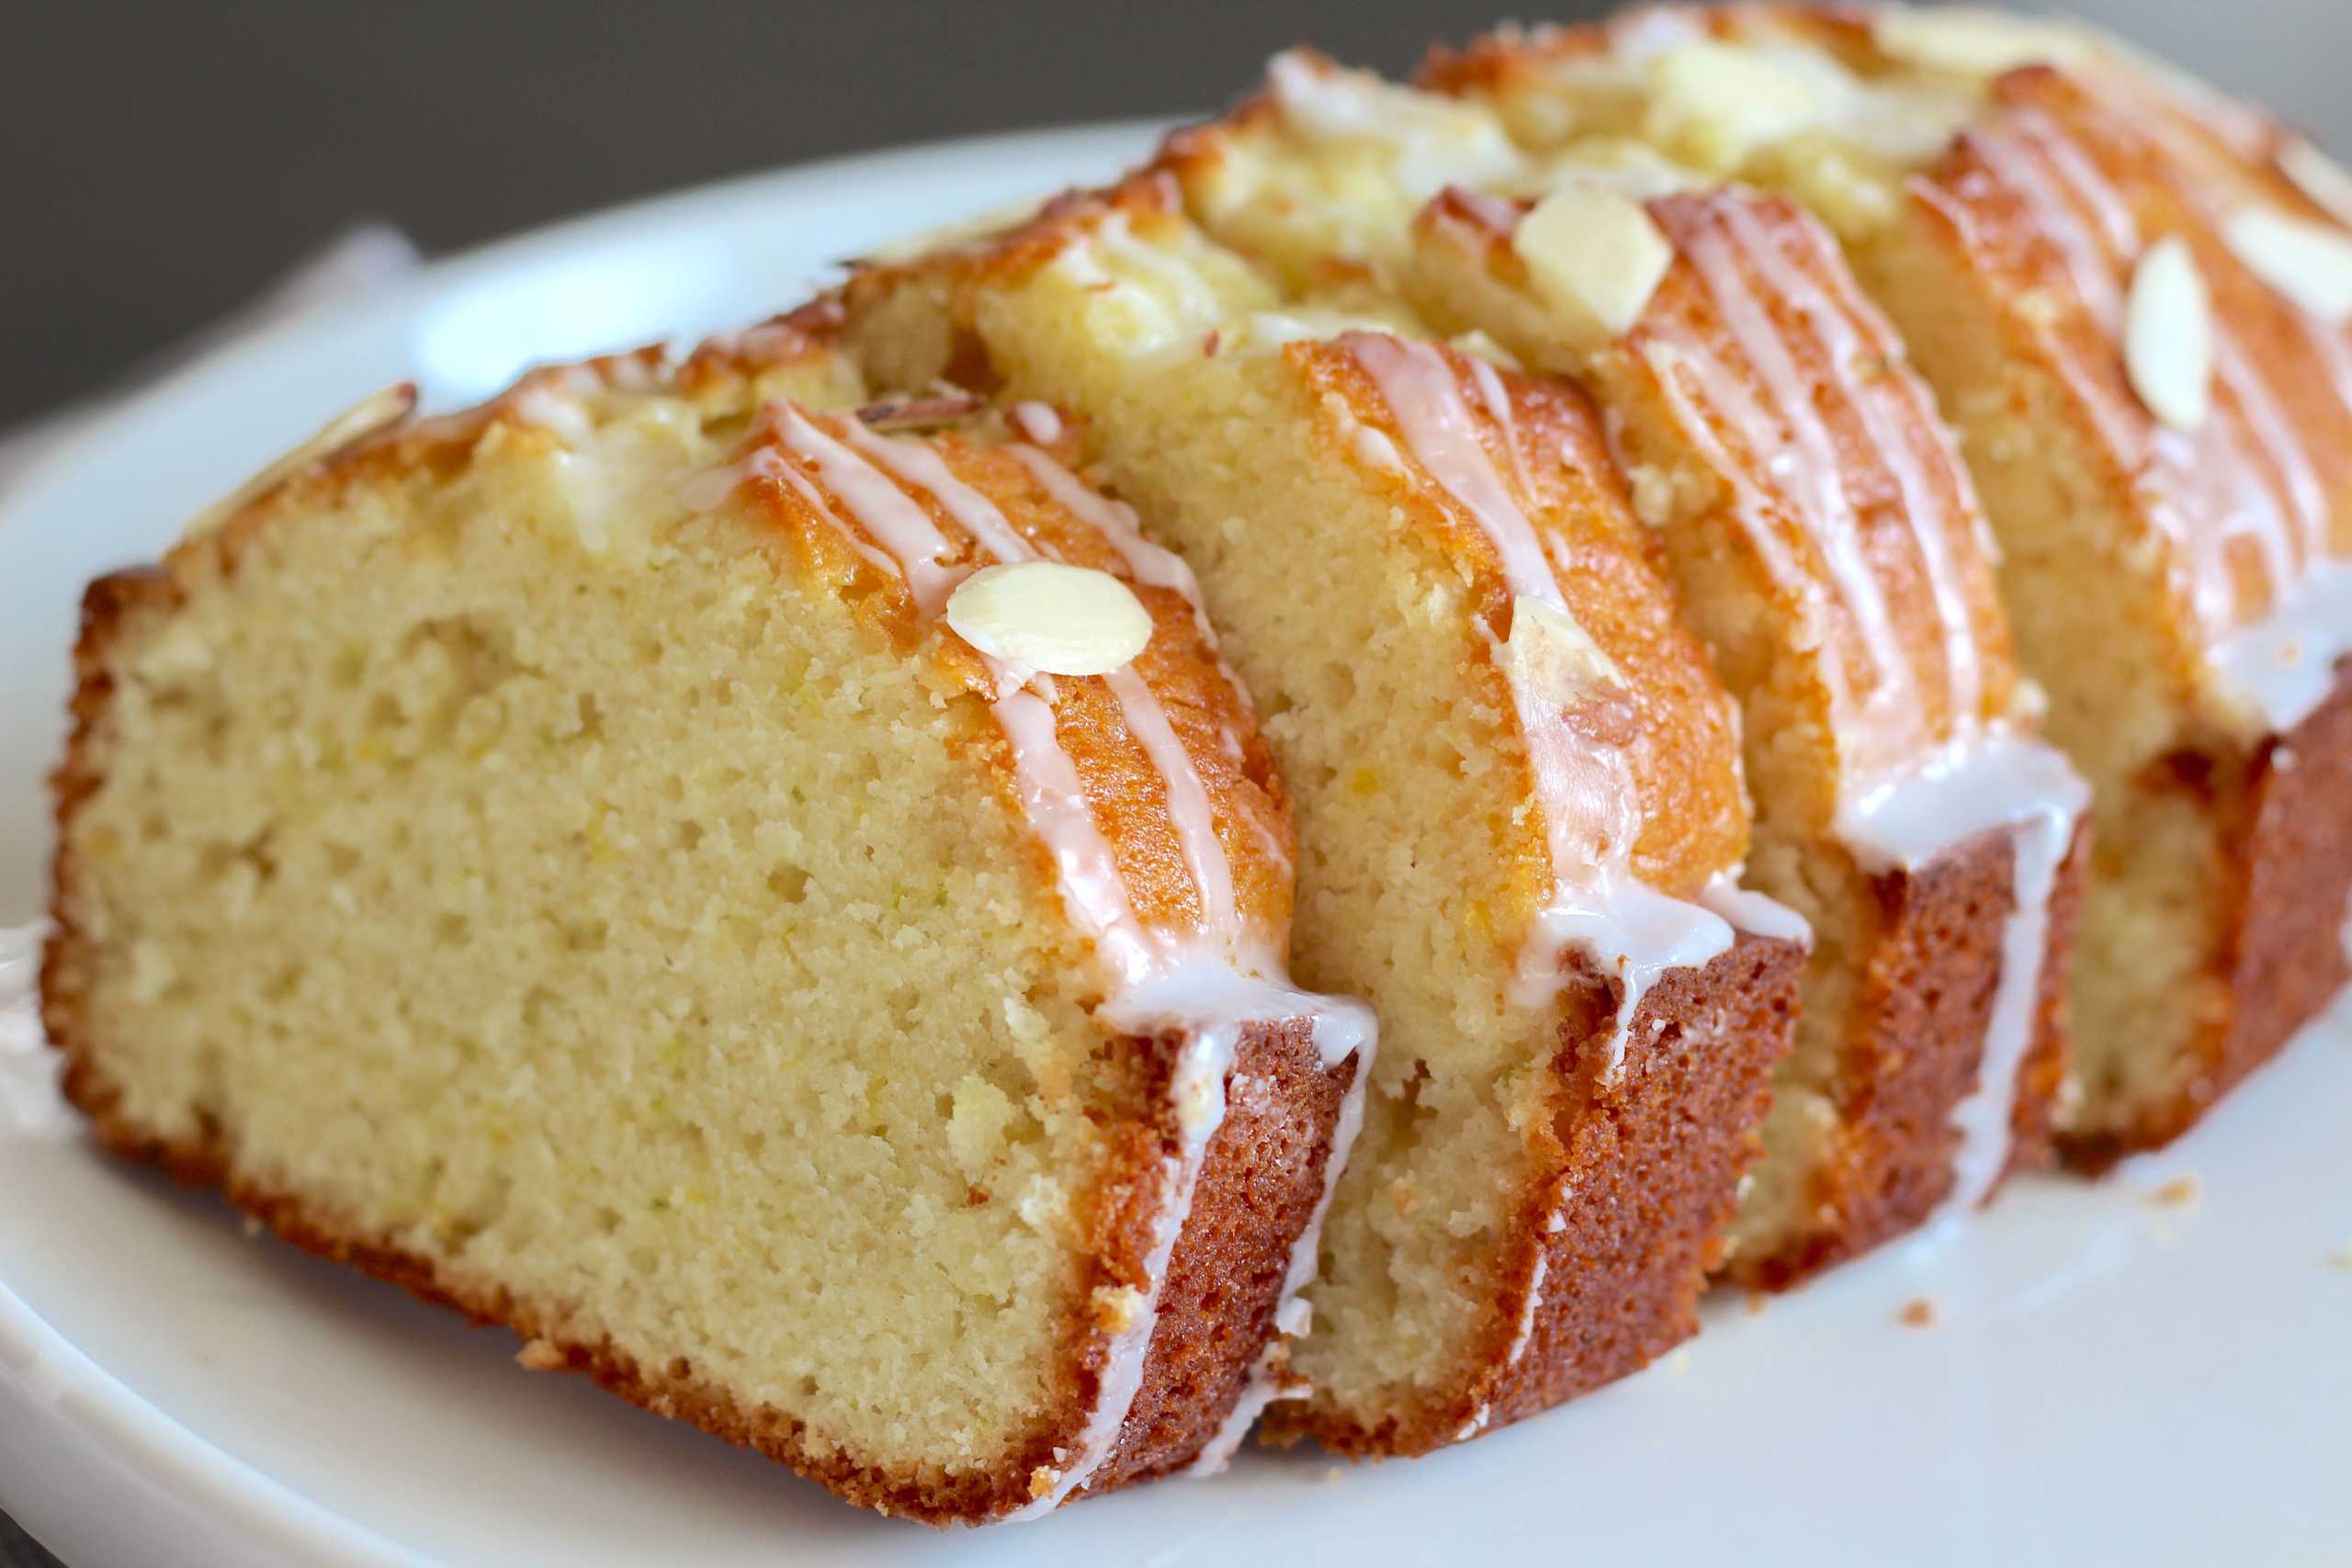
[42,326,1372,1521]
[820,175,1806,1451]
[1424,3,2352,1162]
[1164,50,2088,1284]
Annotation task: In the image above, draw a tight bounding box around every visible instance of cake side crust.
[39,379,1359,1518]
[1264,929,1803,1456]
[1728,819,2087,1287]
[2062,660,2352,1167]
[46,860,1351,1524]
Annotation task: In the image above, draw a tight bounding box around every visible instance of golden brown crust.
[1726,823,2088,1287]
[2063,661,2352,1168]
[1294,337,1751,899]
[1910,69,2352,658]
[1265,931,1804,1456]
[718,406,1299,938]
[41,974,1351,1521]
[41,354,1358,1519]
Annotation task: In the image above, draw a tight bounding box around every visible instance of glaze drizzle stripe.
[1642,191,2086,1215]
[1643,201,1907,766]
[1958,99,2338,644]
[1712,194,1990,739]
[1339,332,1739,1055]
[2016,107,2317,590]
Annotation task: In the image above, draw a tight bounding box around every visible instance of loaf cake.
[1422,3,2352,1163]
[41,326,1374,1521]
[819,174,1807,1452]
[41,0,2352,1521]
[1160,47,2090,1285]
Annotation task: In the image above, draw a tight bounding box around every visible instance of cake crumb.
[1666,1348,1692,1376]
[1743,1290,1770,1316]
[515,1338,567,1371]
[2149,1173,2201,1208]
[1899,1297,1939,1329]
[242,1214,264,1239]
[2324,1246,2352,1271]
[1323,1465,1346,1484]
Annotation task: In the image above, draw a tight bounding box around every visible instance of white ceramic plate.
[4,122,2348,1568]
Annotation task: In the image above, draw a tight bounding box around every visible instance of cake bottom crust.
[45,964,1352,1525]
[1265,930,1804,1458]
[2061,661,2352,1169]
[1727,822,2089,1290]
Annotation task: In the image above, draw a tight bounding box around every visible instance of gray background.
[1,0,2341,1562]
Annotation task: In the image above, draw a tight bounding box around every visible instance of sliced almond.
[186,383,418,538]
[1512,185,1674,344]
[1872,7,2088,77]
[1644,43,1821,173]
[2278,137,2352,231]
[2225,208,2352,324]
[945,560,1152,676]
[2124,237,2212,433]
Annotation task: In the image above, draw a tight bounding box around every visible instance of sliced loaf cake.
[1426,2,2352,1162]
[43,328,1370,1520]
[819,175,1806,1450]
[1165,48,2088,1283]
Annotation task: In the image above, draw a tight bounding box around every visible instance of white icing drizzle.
[1501,1251,1549,1367]
[2209,558,2352,732]
[1836,735,2087,1221]
[1340,331,1743,1057]
[709,404,1374,1511]
[769,405,964,616]
[1644,190,2088,1206]
[1959,100,2346,710]
[1648,196,1928,778]
[1007,444,1287,871]
[1716,195,1990,733]
[0,924,72,1140]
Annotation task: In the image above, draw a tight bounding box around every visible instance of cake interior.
[51,395,1151,1489]
[846,209,1749,1426]
[1422,9,2303,1154]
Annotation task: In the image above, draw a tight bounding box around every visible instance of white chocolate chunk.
[1644,43,1821,173]
[1872,7,2088,77]
[2279,137,2352,229]
[1512,185,1674,343]
[2226,208,2352,324]
[187,382,418,539]
[2124,237,2212,433]
[945,561,1152,676]
[1505,595,1624,711]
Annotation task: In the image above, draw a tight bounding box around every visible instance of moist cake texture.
[820,173,1805,1450]
[43,331,1372,1521]
[39,0,2352,1515]
[1423,1,2352,1162]
[1162,43,2088,1285]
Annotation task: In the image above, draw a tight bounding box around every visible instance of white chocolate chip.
[1512,185,1674,344]
[1505,595,1624,709]
[2279,137,2352,229]
[2226,207,2352,324]
[1872,7,2088,77]
[2124,237,2212,433]
[1644,43,1821,173]
[944,560,1152,676]
[187,382,417,539]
